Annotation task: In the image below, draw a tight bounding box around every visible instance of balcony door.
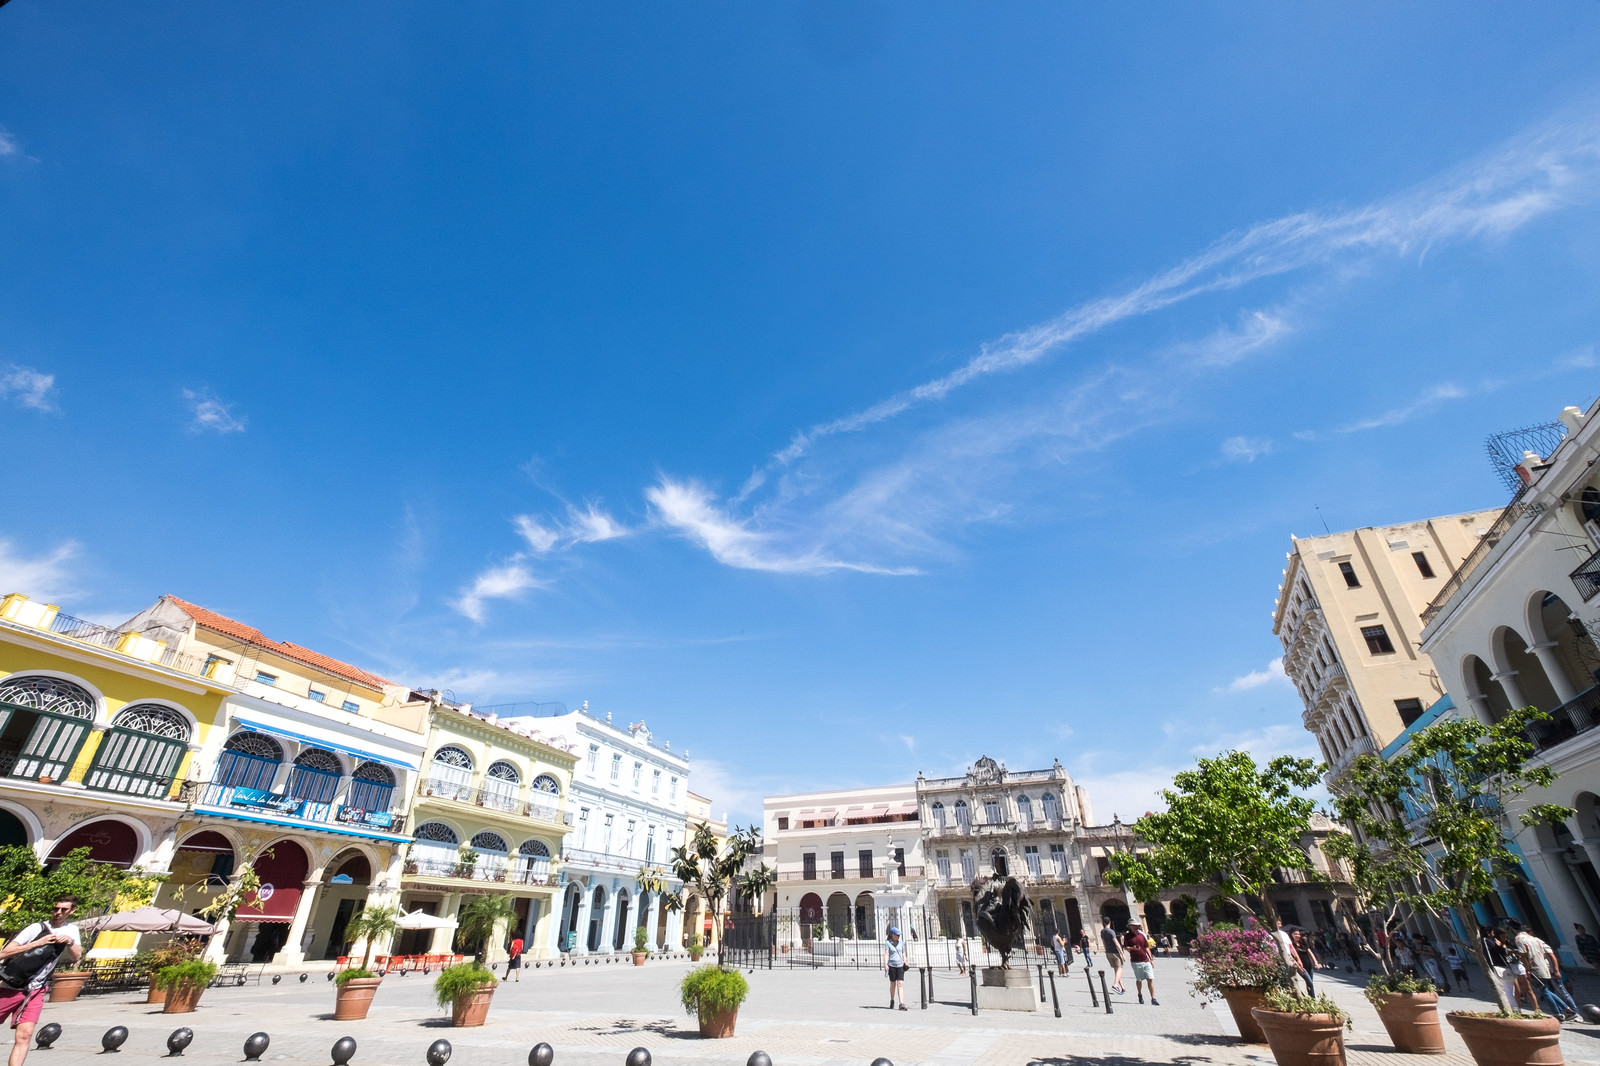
[0,675,97,783]
[84,704,190,798]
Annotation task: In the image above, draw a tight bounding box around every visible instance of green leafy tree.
[0,845,163,935]
[343,904,400,972]
[1331,705,1571,1014]
[1105,751,1323,924]
[642,822,763,968]
[456,894,516,962]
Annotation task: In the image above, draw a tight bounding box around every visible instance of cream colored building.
[1272,510,1500,787]
[680,789,729,951]
[1418,401,1600,967]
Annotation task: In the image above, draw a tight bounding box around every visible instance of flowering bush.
[1189,927,1287,1000]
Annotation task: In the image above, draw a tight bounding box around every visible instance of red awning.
[236,842,310,922]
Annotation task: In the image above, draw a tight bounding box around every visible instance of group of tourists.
[1480,920,1582,1020]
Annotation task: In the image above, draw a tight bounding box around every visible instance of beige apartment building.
[1272,510,1500,788]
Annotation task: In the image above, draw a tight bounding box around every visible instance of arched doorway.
[613,890,632,951]
[236,840,311,962]
[854,892,876,941]
[315,849,373,960]
[0,808,27,848]
[1099,898,1130,932]
[1143,902,1167,936]
[990,847,1009,877]
[826,892,851,938]
[684,895,703,948]
[1466,655,1514,722]
[798,892,822,946]
[558,883,582,951]
[48,819,139,868]
[587,886,606,952]
[161,830,235,909]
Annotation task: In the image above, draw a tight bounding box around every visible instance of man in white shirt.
[0,896,83,1066]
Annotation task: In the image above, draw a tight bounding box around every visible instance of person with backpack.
[0,896,82,1066]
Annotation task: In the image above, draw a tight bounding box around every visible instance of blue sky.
[4,3,1600,825]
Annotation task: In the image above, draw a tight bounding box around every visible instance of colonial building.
[762,783,925,948]
[918,757,1103,943]
[1273,510,1500,790]
[121,595,431,966]
[682,789,730,951]
[520,704,689,956]
[1418,401,1600,968]
[397,698,576,962]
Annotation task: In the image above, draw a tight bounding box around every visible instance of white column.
[666,897,683,949]
[1493,671,1528,712]
[1528,642,1580,703]
[428,893,461,954]
[573,886,593,954]
[644,893,662,949]
[1522,847,1589,966]
[275,878,324,967]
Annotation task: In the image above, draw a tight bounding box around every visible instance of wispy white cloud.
[1338,382,1468,433]
[452,561,542,623]
[647,476,919,575]
[897,734,917,755]
[0,129,23,159]
[1179,309,1295,369]
[0,538,81,601]
[512,516,561,553]
[182,388,247,434]
[1221,436,1273,463]
[513,504,629,554]
[0,365,57,412]
[1214,658,1291,693]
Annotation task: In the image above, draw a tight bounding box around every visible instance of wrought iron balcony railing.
[185,781,407,836]
[1528,686,1600,752]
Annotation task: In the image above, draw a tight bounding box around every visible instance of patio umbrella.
[79,907,216,935]
[394,910,457,931]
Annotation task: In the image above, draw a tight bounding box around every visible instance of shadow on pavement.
[1025,1056,1221,1066]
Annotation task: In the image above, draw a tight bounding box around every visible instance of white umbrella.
[79,906,216,935]
[394,910,457,931]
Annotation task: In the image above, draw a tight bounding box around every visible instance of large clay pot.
[1447,1012,1564,1066]
[1374,992,1445,1054]
[47,971,90,1003]
[449,986,495,1028]
[333,977,383,1021]
[632,952,647,967]
[1251,1008,1346,1066]
[697,1007,738,1038]
[1221,987,1271,1044]
[162,981,206,1014]
[147,976,167,1006]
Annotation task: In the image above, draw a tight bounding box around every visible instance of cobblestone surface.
[19,957,1600,1066]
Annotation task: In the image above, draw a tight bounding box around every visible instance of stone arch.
[1464,654,1513,723]
[1491,624,1562,713]
[0,802,37,849]
[110,700,196,739]
[530,773,561,795]
[0,671,104,721]
[825,891,851,938]
[854,891,876,940]
[1099,898,1130,931]
[47,817,146,868]
[1530,590,1600,697]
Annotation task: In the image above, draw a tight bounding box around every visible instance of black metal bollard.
[1098,970,1113,1015]
[243,1033,270,1062]
[870,1059,895,1066]
[746,1053,772,1066]
[918,966,926,1010]
[625,1049,651,1066]
[426,1040,452,1066]
[34,1024,62,1050]
[1037,964,1046,1003]
[101,1027,129,1054]
[1047,970,1060,1018]
[969,966,978,1015]
[331,1037,357,1066]
[529,1043,554,1066]
[1085,966,1098,1007]
[165,1029,193,1057]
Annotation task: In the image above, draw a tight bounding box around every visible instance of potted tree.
[334,905,399,1021]
[1250,984,1350,1066]
[1189,926,1290,1044]
[157,959,218,1013]
[687,935,704,962]
[680,965,748,1038]
[139,940,203,1006]
[433,962,498,1027]
[1332,706,1572,1066]
[1365,972,1443,1055]
[632,926,650,966]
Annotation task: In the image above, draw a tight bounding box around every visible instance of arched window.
[410,821,458,877]
[346,761,395,812]
[84,704,191,798]
[483,760,520,812]
[415,822,458,844]
[530,773,560,794]
[1016,794,1033,828]
[1041,792,1060,823]
[991,847,1009,877]
[931,801,945,828]
[954,800,970,830]
[288,748,343,806]
[0,675,95,719]
[470,831,509,879]
[517,838,551,886]
[216,732,284,791]
[428,745,473,800]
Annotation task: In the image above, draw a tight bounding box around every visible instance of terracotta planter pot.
[697,1006,738,1038]
[147,976,167,1006]
[449,986,495,1027]
[632,952,647,967]
[1220,987,1271,1044]
[1447,1012,1564,1066]
[333,977,383,1021]
[1375,992,1445,1055]
[689,951,704,962]
[47,971,89,1003]
[162,981,206,1014]
[1251,1008,1346,1066]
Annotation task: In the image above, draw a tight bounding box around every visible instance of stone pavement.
[22,956,1600,1066]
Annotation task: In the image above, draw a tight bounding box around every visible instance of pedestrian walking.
[1292,930,1321,995]
[504,936,523,982]
[954,938,968,976]
[1510,921,1577,1019]
[1271,919,1300,991]
[0,895,82,1066]
[1574,923,1600,972]
[882,926,909,1010]
[1100,917,1126,994]
[1122,920,1158,1005]
[1445,945,1470,990]
[1077,929,1094,969]
[1050,930,1068,975]
[1418,941,1448,994]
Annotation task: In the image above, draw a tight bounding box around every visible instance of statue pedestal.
[976,966,1037,1012]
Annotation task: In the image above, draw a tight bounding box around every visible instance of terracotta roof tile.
[163,595,392,690]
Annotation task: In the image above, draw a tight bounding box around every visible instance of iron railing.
[402,857,553,885]
[417,778,568,823]
[1421,490,1531,624]
[1570,546,1600,603]
[1529,686,1600,751]
[186,781,407,835]
[41,612,209,676]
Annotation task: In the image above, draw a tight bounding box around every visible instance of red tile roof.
[163,595,392,691]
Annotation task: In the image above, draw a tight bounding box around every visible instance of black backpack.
[0,924,66,991]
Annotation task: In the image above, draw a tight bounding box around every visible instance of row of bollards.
[50,1027,891,1066]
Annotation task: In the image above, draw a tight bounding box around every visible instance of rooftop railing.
[1421,491,1531,624]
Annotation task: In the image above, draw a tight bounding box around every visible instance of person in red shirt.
[1121,919,1158,1005]
[504,936,524,982]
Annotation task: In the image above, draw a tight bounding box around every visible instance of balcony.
[402,857,554,886]
[1528,686,1600,752]
[1323,735,1376,789]
[1571,547,1600,603]
[185,781,408,838]
[777,865,923,883]
[416,778,571,826]
[0,601,212,679]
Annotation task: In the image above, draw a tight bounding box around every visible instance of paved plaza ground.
[24,957,1600,1066]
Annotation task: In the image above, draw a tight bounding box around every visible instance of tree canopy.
[642,821,769,968]
[1105,750,1322,922]
[0,845,162,935]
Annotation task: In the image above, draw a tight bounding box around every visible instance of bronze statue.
[970,874,1031,968]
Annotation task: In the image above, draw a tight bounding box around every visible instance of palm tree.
[343,905,400,972]
[456,894,517,964]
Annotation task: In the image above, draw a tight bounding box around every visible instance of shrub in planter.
[1189,926,1289,1044]
[334,967,383,1021]
[680,965,748,1038]
[433,962,497,1027]
[632,927,650,966]
[139,939,203,1005]
[1365,972,1443,1055]
[157,960,218,1014]
[46,965,90,1003]
[1250,986,1350,1066]
[688,935,704,961]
